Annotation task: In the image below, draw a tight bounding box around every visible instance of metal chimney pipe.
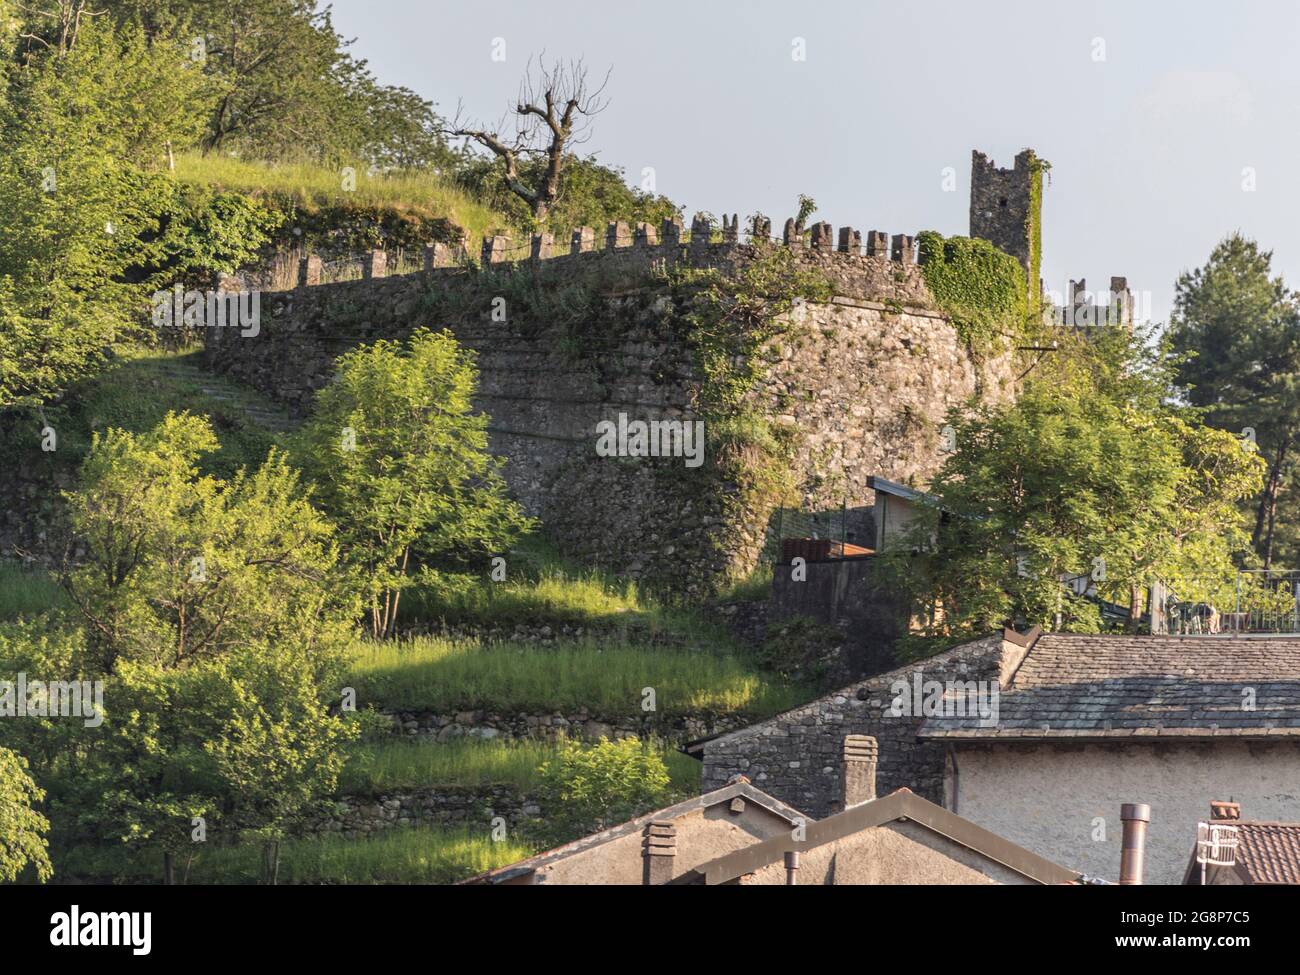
[784,851,800,886]
[1119,803,1151,885]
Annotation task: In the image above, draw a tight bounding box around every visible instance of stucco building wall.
[951,741,1300,884]
[739,819,1034,885]
[519,801,797,885]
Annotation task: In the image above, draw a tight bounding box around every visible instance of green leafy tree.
[0,745,52,883]
[299,329,533,638]
[1169,234,1300,567]
[536,738,673,843]
[71,659,222,885]
[62,411,353,670]
[0,19,193,407]
[203,642,355,884]
[888,329,1264,637]
[48,414,357,882]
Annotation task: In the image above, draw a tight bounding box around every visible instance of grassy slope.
[348,634,801,719]
[0,563,68,619]
[55,826,532,885]
[9,345,286,484]
[175,153,511,247]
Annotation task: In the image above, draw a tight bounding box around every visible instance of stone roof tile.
[920,634,1300,741]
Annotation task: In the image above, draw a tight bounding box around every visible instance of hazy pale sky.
[330,0,1300,324]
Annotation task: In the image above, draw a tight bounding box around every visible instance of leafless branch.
[446,54,612,223]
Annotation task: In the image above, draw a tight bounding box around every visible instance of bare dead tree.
[449,55,611,224]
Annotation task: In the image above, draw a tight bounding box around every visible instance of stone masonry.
[205,216,1017,595]
[699,632,1011,817]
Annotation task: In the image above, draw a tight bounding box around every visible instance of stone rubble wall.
[700,634,1005,817]
[204,224,1017,594]
[301,786,537,839]
[381,707,747,745]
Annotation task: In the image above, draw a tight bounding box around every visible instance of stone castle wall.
[204,218,1018,593]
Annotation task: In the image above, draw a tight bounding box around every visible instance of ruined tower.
[969,148,1045,296]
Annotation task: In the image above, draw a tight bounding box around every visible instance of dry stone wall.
[205,222,1017,594]
[700,634,1005,817]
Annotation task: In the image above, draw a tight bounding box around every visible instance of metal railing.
[1225,570,1300,634]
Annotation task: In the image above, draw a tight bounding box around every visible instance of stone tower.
[969,148,1045,294]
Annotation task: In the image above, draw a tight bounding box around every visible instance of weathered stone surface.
[701,634,1005,817]
[204,239,1017,594]
[299,785,539,839]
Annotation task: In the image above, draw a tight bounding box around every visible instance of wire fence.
[760,502,875,564]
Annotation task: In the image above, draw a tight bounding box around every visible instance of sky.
[329,0,1300,325]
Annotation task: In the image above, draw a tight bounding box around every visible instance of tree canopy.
[886,326,1265,638]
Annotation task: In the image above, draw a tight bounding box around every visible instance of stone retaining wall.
[381,707,747,745]
[301,786,537,839]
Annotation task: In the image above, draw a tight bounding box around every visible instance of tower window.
[998,197,1008,207]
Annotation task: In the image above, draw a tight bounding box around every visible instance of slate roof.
[919,633,1300,740]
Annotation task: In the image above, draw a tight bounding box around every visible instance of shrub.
[535,737,674,843]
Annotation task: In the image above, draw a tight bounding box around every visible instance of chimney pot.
[1210,800,1241,822]
[784,850,800,886]
[1119,802,1151,885]
[642,821,677,885]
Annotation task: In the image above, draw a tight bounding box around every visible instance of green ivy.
[658,244,835,568]
[1025,153,1051,317]
[916,231,1029,352]
[667,243,833,417]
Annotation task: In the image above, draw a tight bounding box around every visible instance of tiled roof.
[919,633,1300,740]
[1233,823,1300,884]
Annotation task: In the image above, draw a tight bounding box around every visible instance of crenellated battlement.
[278,213,933,302]
[1046,275,1136,327]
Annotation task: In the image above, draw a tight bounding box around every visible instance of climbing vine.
[1025,153,1051,318]
[916,230,1029,352]
[657,243,834,566]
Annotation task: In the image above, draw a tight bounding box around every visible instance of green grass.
[0,563,68,619]
[401,535,745,649]
[338,737,701,796]
[54,826,533,885]
[347,634,808,719]
[175,152,511,247]
[715,562,775,604]
[3,344,286,483]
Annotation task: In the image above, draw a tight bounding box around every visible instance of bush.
[535,737,674,843]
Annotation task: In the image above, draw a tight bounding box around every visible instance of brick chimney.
[842,735,878,809]
[642,821,676,885]
[1210,800,1241,822]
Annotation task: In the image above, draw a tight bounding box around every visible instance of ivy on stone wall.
[1025,153,1051,316]
[658,245,835,586]
[916,231,1029,352]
